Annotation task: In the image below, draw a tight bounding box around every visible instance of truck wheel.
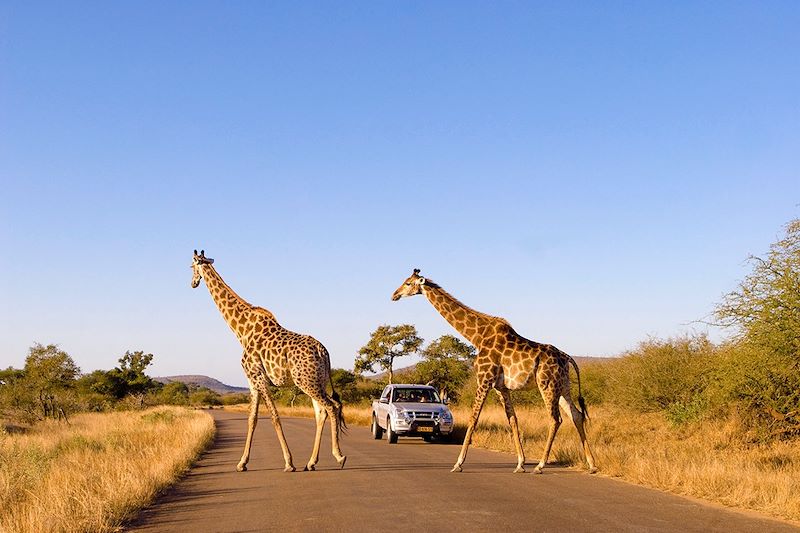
[386,418,398,444]
[371,414,383,440]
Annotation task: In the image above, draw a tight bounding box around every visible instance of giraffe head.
[391,269,426,301]
[190,249,214,288]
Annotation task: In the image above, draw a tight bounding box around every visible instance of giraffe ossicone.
[191,250,346,473]
[392,268,597,475]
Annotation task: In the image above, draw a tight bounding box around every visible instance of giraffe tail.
[567,355,590,421]
[330,385,348,435]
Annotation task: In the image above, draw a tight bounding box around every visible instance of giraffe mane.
[428,281,512,328]
[252,306,278,322]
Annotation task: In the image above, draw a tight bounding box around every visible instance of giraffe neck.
[422,283,494,346]
[200,264,259,341]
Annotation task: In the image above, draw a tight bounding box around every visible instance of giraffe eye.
[405,282,411,286]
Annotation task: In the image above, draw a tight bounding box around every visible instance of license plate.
[417,426,433,433]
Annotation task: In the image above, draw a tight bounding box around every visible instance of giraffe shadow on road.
[342,461,517,472]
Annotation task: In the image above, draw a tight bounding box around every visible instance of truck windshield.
[392,388,440,403]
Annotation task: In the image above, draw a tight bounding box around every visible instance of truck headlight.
[392,407,411,423]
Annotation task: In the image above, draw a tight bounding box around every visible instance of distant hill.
[154,375,249,395]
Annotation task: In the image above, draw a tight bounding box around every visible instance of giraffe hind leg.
[304,398,327,471]
[535,396,561,474]
[559,395,597,473]
[325,399,346,468]
[296,376,346,469]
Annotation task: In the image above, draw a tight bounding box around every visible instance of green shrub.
[188,388,222,407]
[601,334,714,420]
[709,343,800,440]
[221,392,250,405]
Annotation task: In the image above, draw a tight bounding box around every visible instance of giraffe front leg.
[452,375,492,473]
[495,387,526,473]
[249,372,295,472]
[262,392,295,472]
[237,386,260,472]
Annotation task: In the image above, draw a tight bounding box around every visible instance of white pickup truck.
[371,384,454,443]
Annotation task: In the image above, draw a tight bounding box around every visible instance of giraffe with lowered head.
[191,250,346,472]
[392,269,596,474]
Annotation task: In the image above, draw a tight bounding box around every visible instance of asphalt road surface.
[130,410,798,532]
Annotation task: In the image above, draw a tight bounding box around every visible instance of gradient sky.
[1,2,798,387]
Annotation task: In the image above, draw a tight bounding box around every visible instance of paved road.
[130,410,798,532]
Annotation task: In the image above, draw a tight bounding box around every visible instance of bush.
[188,388,222,407]
[152,382,190,406]
[600,334,714,423]
[709,344,800,440]
[712,218,800,439]
[221,392,250,405]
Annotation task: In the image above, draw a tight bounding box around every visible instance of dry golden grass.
[460,404,800,522]
[227,402,800,522]
[0,406,214,533]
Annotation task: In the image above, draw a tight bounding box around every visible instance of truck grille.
[409,412,435,420]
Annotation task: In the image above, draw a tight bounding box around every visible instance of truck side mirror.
[380,397,389,404]
[442,398,450,405]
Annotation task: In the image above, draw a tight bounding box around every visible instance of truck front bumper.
[392,418,453,436]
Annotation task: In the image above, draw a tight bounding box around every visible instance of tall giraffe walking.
[392,269,596,474]
[191,250,346,472]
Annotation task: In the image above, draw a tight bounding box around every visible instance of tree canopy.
[716,218,800,357]
[714,218,800,437]
[354,324,423,384]
[414,335,475,401]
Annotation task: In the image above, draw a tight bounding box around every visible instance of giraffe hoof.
[533,466,543,475]
[513,466,526,474]
[236,464,247,472]
[588,467,598,474]
[303,465,315,472]
[284,465,296,473]
[450,465,462,473]
[337,456,347,469]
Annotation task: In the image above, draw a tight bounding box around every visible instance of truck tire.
[386,417,398,444]
[371,414,383,440]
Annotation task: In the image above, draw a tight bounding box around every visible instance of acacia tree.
[17,343,80,421]
[330,368,358,402]
[354,324,423,384]
[715,218,800,437]
[109,350,157,407]
[716,218,800,356]
[415,335,476,401]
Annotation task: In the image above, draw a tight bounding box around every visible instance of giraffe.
[392,269,596,474]
[190,250,346,472]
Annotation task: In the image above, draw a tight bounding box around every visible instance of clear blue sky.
[1,2,798,386]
